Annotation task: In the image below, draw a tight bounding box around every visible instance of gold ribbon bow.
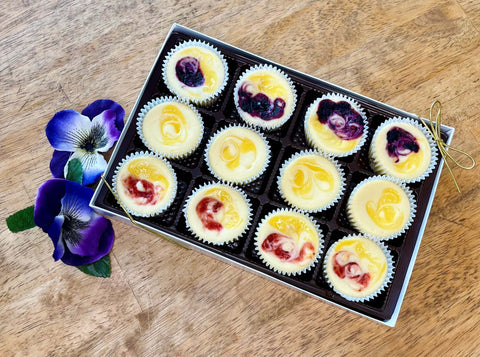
[417,101,475,193]
[100,175,187,249]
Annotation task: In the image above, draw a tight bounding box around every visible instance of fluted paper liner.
[233,64,297,131]
[183,182,252,245]
[112,151,177,217]
[136,96,204,159]
[304,92,369,157]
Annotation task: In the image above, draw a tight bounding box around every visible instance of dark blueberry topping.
[237,83,286,121]
[175,56,205,87]
[386,126,419,163]
[316,99,364,140]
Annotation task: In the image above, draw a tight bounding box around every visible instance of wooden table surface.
[1,1,479,356]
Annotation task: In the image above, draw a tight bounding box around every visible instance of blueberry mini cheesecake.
[304,93,368,157]
[163,40,228,105]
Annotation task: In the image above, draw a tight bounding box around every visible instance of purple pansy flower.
[46,99,125,185]
[34,178,114,266]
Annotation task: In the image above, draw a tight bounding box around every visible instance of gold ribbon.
[100,175,188,249]
[417,101,475,193]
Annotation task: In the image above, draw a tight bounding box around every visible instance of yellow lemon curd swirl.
[310,113,357,152]
[394,150,424,174]
[248,73,288,99]
[179,47,220,96]
[158,103,187,145]
[366,188,404,230]
[268,214,317,248]
[335,239,387,280]
[220,135,257,170]
[291,157,335,199]
[127,158,169,190]
[204,187,242,230]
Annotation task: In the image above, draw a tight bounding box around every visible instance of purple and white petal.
[90,109,122,152]
[46,110,92,151]
[49,215,65,261]
[34,179,67,233]
[50,150,72,179]
[61,218,114,266]
[81,99,125,132]
[67,151,107,185]
[65,215,107,257]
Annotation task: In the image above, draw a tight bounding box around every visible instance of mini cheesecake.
[163,41,228,104]
[185,183,250,245]
[279,151,344,212]
[234,65,296,130]
[370,118,436,182]
[138,98,203,158]
[325,235,391,300]
[114,153,177,217]
[304,93,367,156]
[256,209,322,275]
[206,125,270,184]
[347,176,415,240]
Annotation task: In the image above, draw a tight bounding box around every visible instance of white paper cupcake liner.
[204,124,271,185]
[323,234,395,302]
[162,40,229,106]
[304,92,369,157]
[182,182,252,245]
[277,149,346,213]
[112,151,177,218]
[369,116,439,183]
[254,208,324,276]
[136,96,204,159]
[233,64,297,131]
[346,175,417,241]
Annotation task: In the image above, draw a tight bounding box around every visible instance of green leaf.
[6,205,36,233]
[66,158,83,184]
[76,255,111,278]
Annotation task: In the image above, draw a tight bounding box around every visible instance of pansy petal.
[90,109,122,152]
[81,99,125,132]
[34,179,67,233]
[61,218,114,266]
[48,215,65,261]
[66,151,107,185]
[61,180,94,220]
[65,215,107,256]
[46,110,92,151]
[50,150,71,179]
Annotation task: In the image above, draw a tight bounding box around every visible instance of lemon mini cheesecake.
[113,152,177,217]
[163,40,228,105]
[255,209,322,275]
[347,176,416,240]
[278,151,344,212]
[324,235,393,301]
[369,117,437,183]
[184,183,251,245]
[234,64,296,130]
[137,97,203,158]
[206,125,270,184]
[304,93,368,157]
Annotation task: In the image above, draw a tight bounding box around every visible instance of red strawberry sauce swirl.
[196,197,224,232]
[123,176,159,205]
[261,233,314,263]
[332,251,370,291]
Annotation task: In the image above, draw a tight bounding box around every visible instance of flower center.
[80,124,108,153]
[61,214,88,246]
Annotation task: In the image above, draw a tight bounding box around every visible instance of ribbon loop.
[417,101,475,193]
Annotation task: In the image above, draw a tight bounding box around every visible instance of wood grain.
[1,0,479,356]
